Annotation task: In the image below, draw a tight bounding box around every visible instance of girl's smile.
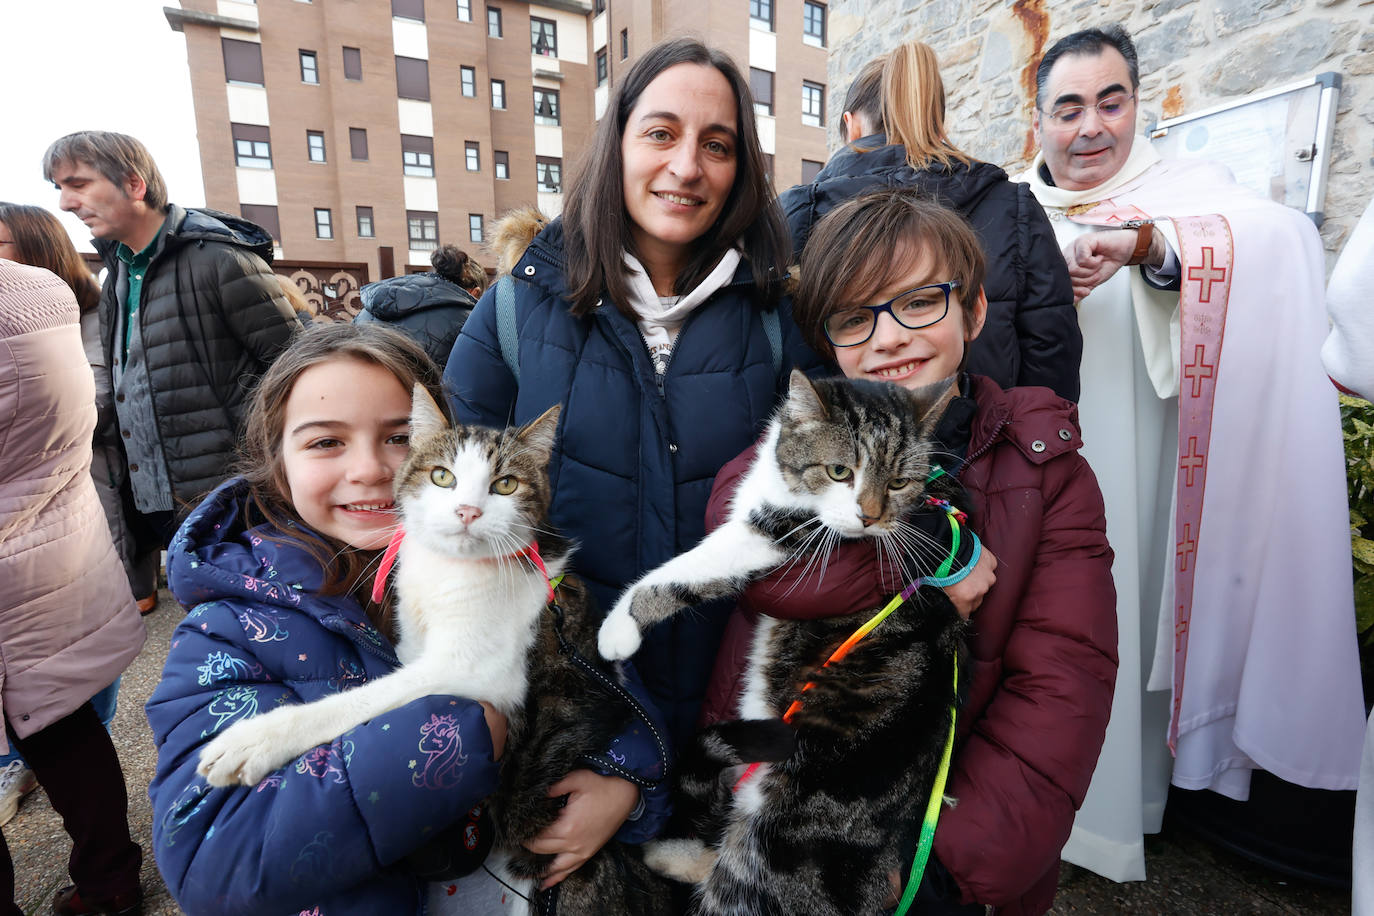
[280,357,413,550]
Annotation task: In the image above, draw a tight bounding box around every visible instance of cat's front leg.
[598,523,783,660]
[198,703,322,787]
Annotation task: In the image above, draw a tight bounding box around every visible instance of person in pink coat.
[0,259,146,916]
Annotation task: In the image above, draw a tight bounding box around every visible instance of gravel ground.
[7,592,1355,916]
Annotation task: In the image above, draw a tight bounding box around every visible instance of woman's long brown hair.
[0,202,102,314]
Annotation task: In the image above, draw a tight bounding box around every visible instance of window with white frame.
[495,150,509,179]
[469,213,484,243]
[750,0,773,30]
[401,134,435,176]
[307,130,326,162]
[536,156,562,193]
[461,66,476,97]
[750,68,773,118]
[491,79,505,108]
[408,210,439,250]
[357,206,374,237]
[314,207,333,239]
[534,87,560,125]
[531,17,557,56]
[465,141,480,171]
[231,123,272,169]
[803,2,825,46]
[802,81,824,127]
[300,50,319,84]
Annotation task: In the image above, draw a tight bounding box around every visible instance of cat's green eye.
[491,476,519,495]
[825,464,853,482]
[430,467,456,488]
[888,477,912,491]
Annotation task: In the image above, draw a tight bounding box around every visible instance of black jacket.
[354,271,477,367]
[94,206,299,508]
[779,136,1081,401]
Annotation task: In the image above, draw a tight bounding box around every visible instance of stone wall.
[828,0,1374,263]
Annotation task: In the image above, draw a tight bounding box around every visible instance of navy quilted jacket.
[146,478,668,915]
[779,136,1081,401]
[443,218,822,745]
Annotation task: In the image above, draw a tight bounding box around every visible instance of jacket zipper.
[954,416,1010,480]
[320,615,400,667]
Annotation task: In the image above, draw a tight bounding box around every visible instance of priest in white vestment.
[1015,26,1363,883]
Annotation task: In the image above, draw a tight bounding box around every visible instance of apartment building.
[167,0,830,277]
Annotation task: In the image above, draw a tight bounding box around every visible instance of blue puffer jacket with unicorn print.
[146,477,669,916]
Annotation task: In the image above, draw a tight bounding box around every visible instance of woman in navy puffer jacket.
[779,40,1080,401]
[444,39,820,750]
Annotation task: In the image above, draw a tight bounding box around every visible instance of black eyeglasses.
[824,282,959,348]
[1039,93,1135,129]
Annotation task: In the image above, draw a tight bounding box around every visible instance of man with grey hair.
[44,131,299,606]
[1017,26,1362,886]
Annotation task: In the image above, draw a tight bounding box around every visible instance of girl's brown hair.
[793,188,986,355]
[840,41,973,171]
[237,322,445,631]
[561,37,788,317]
[882,41,973,171]
[0,202,102,314]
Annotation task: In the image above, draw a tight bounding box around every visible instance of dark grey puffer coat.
[779,136,1081,402]
[93,206,299,507]
[353,271,477,367]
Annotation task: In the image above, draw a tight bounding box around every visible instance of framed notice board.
[1148,72,1341,225]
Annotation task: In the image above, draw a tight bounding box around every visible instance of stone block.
[981,28,1013,79]
[1203,20,1357,95]
[1135,13,1201,74]
[1214,0,1303,38]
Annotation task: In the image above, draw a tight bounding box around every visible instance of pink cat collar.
[368,527,554,605]
[371,525,406,604]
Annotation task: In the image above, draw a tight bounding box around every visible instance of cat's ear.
[409,383,449,442]
[784,369,828,424]
[515,404,562,460]
[908,376,958,433]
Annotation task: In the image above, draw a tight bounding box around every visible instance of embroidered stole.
[1068,202,1235,752]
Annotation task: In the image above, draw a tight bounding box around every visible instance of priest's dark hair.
[1034,26,1139,110]
[560,36,788,318]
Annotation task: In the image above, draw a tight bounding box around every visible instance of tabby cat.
[599,370,968,916]
[197,387,672,916]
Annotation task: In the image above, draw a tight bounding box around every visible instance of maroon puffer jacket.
[700,375,1118,915]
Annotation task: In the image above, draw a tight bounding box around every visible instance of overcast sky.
[0,0,205,251]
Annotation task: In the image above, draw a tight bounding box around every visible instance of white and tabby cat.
[198,387,672,916]
[599,369,967,916]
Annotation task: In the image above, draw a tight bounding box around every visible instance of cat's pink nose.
[457,505,483,525]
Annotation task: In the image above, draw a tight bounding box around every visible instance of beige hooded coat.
[0,260,144,753]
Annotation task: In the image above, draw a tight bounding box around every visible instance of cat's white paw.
[598,603,643,660]
[197,713,298,787]
[643,838,717,884]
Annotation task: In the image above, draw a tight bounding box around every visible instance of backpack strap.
[494,274,520,384]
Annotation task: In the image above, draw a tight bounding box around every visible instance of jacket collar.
[965,374,1082,467]
[93,204,276,268]
[513,216,762,305]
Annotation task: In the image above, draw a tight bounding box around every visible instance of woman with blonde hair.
[780,40,1081,401]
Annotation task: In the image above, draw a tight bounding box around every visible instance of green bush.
[1342,394,1374,704]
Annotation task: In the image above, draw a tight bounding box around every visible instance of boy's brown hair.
[793,188,986,355]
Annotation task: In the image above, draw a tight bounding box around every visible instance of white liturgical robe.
[1018,141,1363,883]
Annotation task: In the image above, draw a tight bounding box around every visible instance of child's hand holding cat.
[943,548,997,620]
[524,769,640,888]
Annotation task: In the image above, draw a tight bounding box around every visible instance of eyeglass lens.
[824,284,953,347]
[1047,93,1133,126]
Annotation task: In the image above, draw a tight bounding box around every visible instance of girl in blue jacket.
[444,38,820,758]
[146,323,667,915]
